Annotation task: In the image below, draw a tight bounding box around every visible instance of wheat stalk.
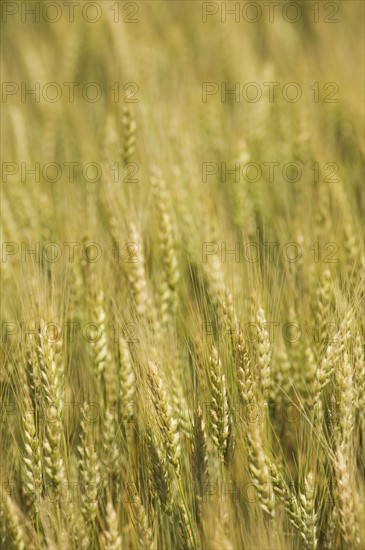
[353,330,365,423]
[256,306,271,400]
[147,428,173,515]
[336,351,355,452]
[90,290,114,397]
[127,222,150,318]
[236,332,275,517]
[192,406,209,501]
[118,339,135,423]
[21,381,42,515]
[271,463,317,548]
[130,493,154,550]
[297,472,318,550]
[147,360,181,475]
[315,268,333,355]
[2,10,364,549]
[101,407,121,491]
[78,403,100,527]
[0,494,28,550]
[334,446,359,546]
[37,327,65,494]
[304,346,317,408]
[178,501,197,550]
[171,381,191,440]
[209,346,230,462]
[102,499,123,550]
[151,167,180,324]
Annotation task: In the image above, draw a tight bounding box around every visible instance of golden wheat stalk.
[151,167,180,325]
[147,360,181,475]
[37,328,65,494]
[209,346,230,462]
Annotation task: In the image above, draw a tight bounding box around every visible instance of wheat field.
[1,1,364,549]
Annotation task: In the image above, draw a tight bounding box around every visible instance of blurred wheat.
[1,1,364,549]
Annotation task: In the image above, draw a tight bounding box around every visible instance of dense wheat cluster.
[1,1,364,549]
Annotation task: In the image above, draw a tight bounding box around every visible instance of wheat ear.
[336,352,355,453]
[315,268,332,354]
[0,494,28,550]
[246,421,275,517]
[256,306,271,400]
[102,499,123,550]
[270,462,317,548]
[236,331,255,406]
[192,406,209,499]
[131,494,154,550]
[147,360,181,475]
[90,290,113,394]
[221,286,239,349]
[236,332,275,517]
[171,381,191,439]
[304,346,317,408]
[122,104,136,167]
[334,446,359,546]
[209,346,230,462]
[21,380,42,515]
[101,407,121,490]
[38,328,65,493]
[151,167,180,324]
[297,472,318,550]
[147,428,173,515]
[271,346,292,405]
[118,339,135,423]
[353,330,365,424]
[178,502,197,550]
[314,313,352,411]
[127,222,150,318]
[78,403,100,527]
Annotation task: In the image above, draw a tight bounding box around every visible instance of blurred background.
[2,0,364,310]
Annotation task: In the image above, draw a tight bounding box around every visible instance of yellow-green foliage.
[1,2,364,549]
